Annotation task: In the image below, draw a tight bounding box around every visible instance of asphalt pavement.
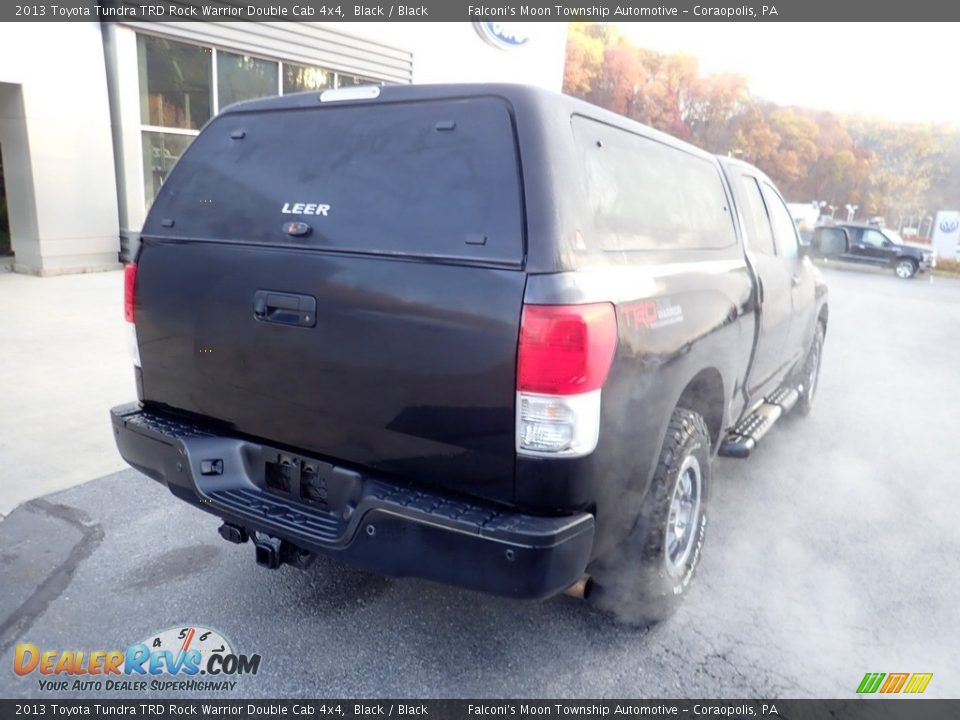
[2,267,959,699]
[0,269,134,516]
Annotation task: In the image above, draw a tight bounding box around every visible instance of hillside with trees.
[563,23,960,229]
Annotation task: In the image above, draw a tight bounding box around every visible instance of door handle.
[253,290,317,327]
[791,274,801,287]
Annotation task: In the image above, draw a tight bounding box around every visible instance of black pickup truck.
[811,222,936,278]
[111,84,828,624]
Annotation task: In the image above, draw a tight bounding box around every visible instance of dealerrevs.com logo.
[14,626,261,693]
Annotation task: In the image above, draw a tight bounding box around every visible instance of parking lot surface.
[1,268,959,698]
[0,270,134,516]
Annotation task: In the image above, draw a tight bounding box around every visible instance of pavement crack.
[0,499,104,654]
[687,624,813,697]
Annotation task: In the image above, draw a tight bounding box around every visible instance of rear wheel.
[895,258,918,279]
[587,408,710,626]
[795,322,825,417]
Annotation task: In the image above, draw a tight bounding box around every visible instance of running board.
[719,386,800,458]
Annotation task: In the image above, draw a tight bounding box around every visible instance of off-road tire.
[586,408,710,626]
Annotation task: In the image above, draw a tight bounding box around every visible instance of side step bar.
[719,386,800,458]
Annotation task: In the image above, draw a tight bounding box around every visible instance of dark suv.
[812,222,936,278]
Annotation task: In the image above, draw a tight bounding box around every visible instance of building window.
[138,35,211,130]
[337,73,379,87]
[283,63,333,94]
[217,51,279,109]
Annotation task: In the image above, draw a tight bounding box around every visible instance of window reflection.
[218,51,279,108]
[138,35,211,130]
[337,74,379,88]
[142,132,192,209]
[136,32,389,205]
[283,63,333,94]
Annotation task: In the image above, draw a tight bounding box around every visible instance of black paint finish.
[118,84,829,593]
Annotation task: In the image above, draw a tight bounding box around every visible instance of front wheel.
[895,258,918,279]
[587,407,710,626]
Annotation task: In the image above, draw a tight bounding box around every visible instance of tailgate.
[135,96,527,501]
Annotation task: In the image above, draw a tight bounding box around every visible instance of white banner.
[932,211,960,259]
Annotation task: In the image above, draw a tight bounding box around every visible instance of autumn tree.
[925,127,960,216]
[682,72,749,152]
[850,119,938,219]
[562,22,607,97]
[563,22,960,223]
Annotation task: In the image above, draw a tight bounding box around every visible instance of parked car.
[811,222,936,278]
[110,83,828,624]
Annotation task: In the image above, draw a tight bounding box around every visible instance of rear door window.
[145,98,525,266]
[861,229,888,248]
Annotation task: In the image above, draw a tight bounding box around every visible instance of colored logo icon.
[857,672,933,694]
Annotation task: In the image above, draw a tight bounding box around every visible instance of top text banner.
[3,0,960,21]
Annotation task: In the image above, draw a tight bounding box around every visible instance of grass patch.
[933,257,960,278]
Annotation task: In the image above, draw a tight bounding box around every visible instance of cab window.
[862,229,889,248]
[761,184,799,260]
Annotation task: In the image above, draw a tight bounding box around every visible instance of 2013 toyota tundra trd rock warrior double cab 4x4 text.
[111,83,828,624]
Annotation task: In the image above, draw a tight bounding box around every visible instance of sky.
[618,22,958,124]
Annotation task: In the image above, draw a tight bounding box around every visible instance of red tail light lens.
[518,303,618,395]
[124,262,137,323]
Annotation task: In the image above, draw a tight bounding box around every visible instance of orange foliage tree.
[563,22,959,222]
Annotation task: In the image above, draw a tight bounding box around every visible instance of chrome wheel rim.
[665,455,702,575]
[896,261,914,278]
[807,337,822,402]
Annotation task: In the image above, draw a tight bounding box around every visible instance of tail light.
[516,303,617,457]
[123,263,140,368]
[124,262,137,323]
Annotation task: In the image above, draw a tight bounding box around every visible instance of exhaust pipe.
[563,576,592,600]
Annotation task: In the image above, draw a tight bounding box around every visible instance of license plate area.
[261,448,364,513]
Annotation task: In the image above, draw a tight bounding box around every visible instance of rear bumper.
[110,403,594,599]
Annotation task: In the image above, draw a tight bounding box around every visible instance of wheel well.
[676,369,725,451]
[818,304,829,332]
[897,255,918,266]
